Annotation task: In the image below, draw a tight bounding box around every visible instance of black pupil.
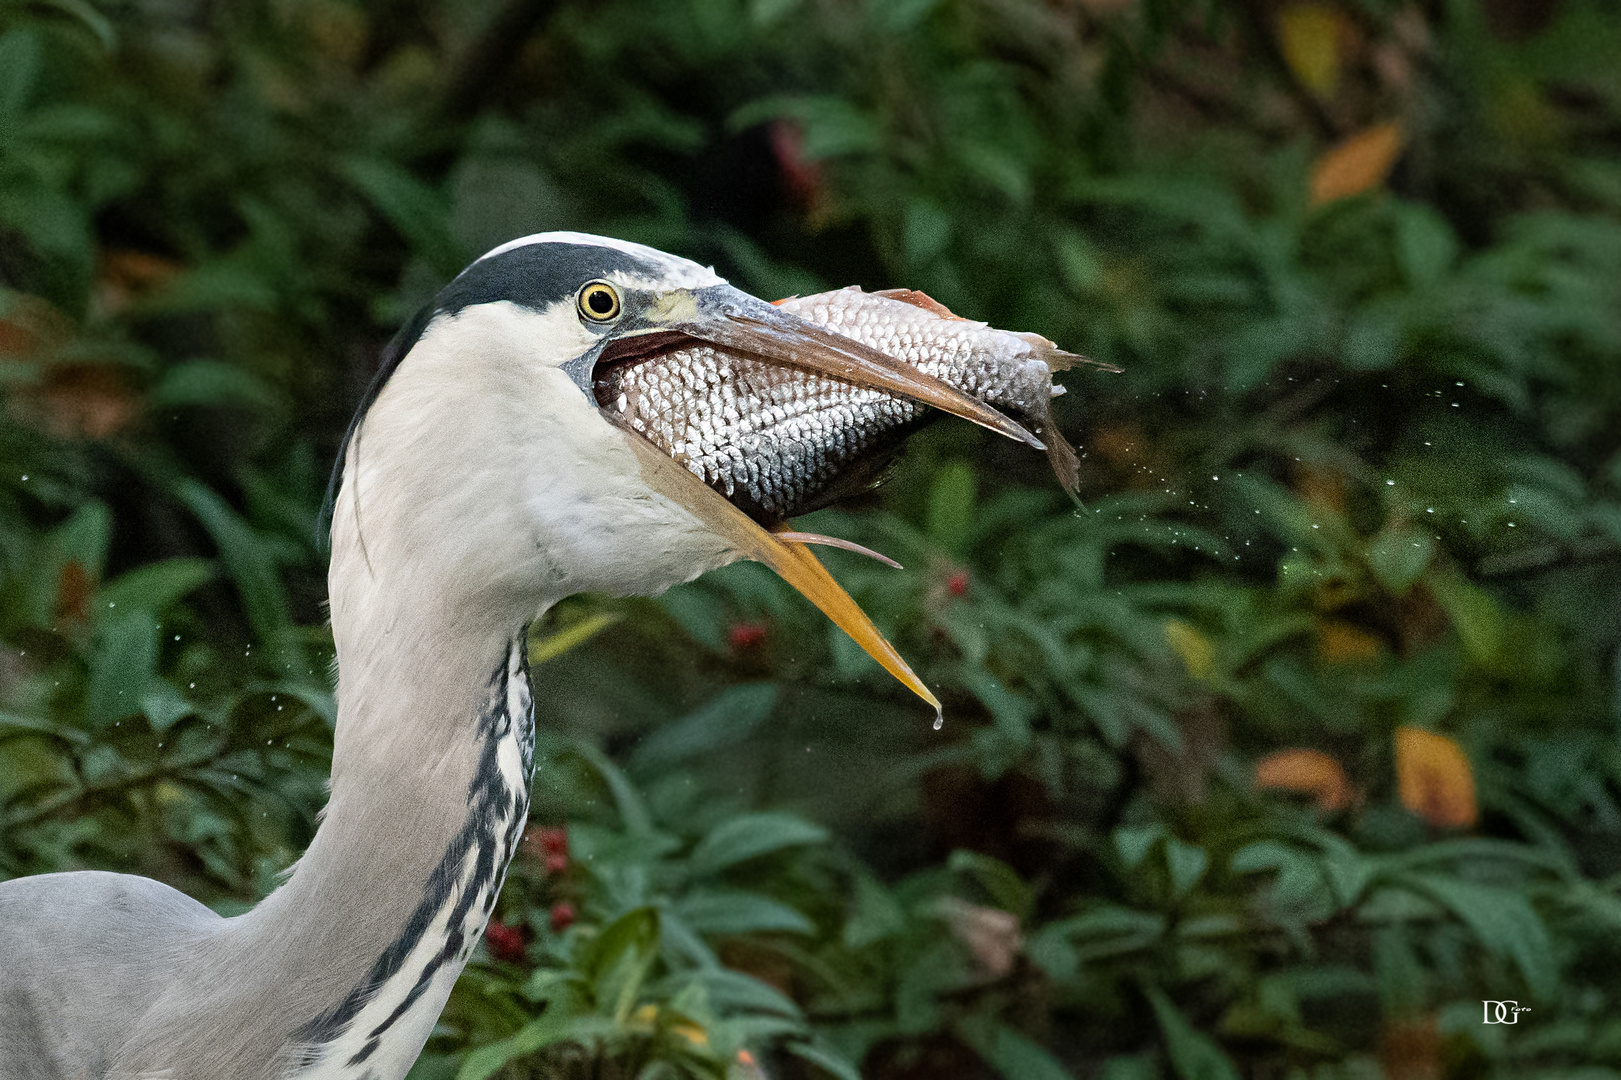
[587,288,614,315]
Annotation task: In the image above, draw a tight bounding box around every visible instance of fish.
[594,285,1112,525]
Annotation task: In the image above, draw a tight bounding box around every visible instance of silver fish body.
[594,286,1091,524]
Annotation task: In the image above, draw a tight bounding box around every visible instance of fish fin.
[773,530,904,569]
[1042,347,1122,374]
[1011,333,1121,374]
[1043,422,1083,502]
[872,288,975,322]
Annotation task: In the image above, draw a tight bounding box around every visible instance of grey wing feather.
[0,871,221,1080]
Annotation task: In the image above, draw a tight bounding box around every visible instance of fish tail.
[1043,347,1122,374]
[1043,422,1083,502]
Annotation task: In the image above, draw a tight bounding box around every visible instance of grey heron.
[0,233,1042,1080]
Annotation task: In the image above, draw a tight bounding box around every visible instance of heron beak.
[600,284,1043,449]
[595,282,975,718]
[623,433,942,720]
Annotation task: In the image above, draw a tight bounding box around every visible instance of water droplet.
[932,713,944,731]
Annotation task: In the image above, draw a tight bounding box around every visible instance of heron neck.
[131,591,538,1080]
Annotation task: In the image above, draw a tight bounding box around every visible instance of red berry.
[545,851,569,875]
[728,621,768,649]
[539,827,568,857]
[947,571,970,597]
[550,902,576,932]
[483,920,526,963]
[769,120,824,209]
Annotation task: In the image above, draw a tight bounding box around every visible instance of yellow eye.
[578,281,622,322]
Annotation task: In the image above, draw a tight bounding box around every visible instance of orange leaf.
[1310,122,1405,205]
[1380,1014,1441,1080]
[56,559,94,624]
[32,364,140,440]
[95,249,184,317]
[1255,748,1353,811]
[1395,727,1477,828]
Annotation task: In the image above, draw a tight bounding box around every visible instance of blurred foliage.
[2,0,1621,1078]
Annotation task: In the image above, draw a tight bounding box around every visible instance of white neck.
[118,302,743,1079]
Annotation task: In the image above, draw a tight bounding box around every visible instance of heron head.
[329,233,1026,712]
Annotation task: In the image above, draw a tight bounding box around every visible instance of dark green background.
[2,1,1619,1077]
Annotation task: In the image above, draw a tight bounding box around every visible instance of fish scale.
[596,286,1096,523]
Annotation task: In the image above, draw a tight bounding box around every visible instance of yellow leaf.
[1278,3,1345,97]
[672,1022,709,1047]
[1311,122,1405,205]
[1255,748,1353,811]
[528,611,622,666]
[1316,619,1382,665]
[1395,727,1477,828]
[1164,619,1215,679]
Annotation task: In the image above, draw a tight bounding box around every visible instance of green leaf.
[141,680,193,733]
[455,1011,574,1080]
[627,684,777,776]
[926,462,976,558]
[1144,986,1241,1080]
[85,610,159,727]
[689,811,828,877]
[947,849,1032,917]
[586,906,660,1022]
[843,874,906,948]
[569,740,655,836]
[339,157,461,277]
[728,95,882,157]
[787,1040,864,1080]
[173,480,291,653]
[39,0,116,49]
[1114,824,1166,870]
[53,501,113,580]
[1342,301,1403,370]
[903,200,953,267]
[675,888,814,935]
[1394,202,1459,289]
[149,360,278,410]
[1365,528,1433,594]
[1164,839,1209,901]
[1045,906,1166,965]
[1428,572,1507,667]
[0,29,43,142]
[248,680,338,729]
[956,1014,1073,1080]
[691,967,803,1018]
[961,668,1036,774]
[1399,873,1555,998]
[1098,1054,1161,1080]
[98,558,216,617]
